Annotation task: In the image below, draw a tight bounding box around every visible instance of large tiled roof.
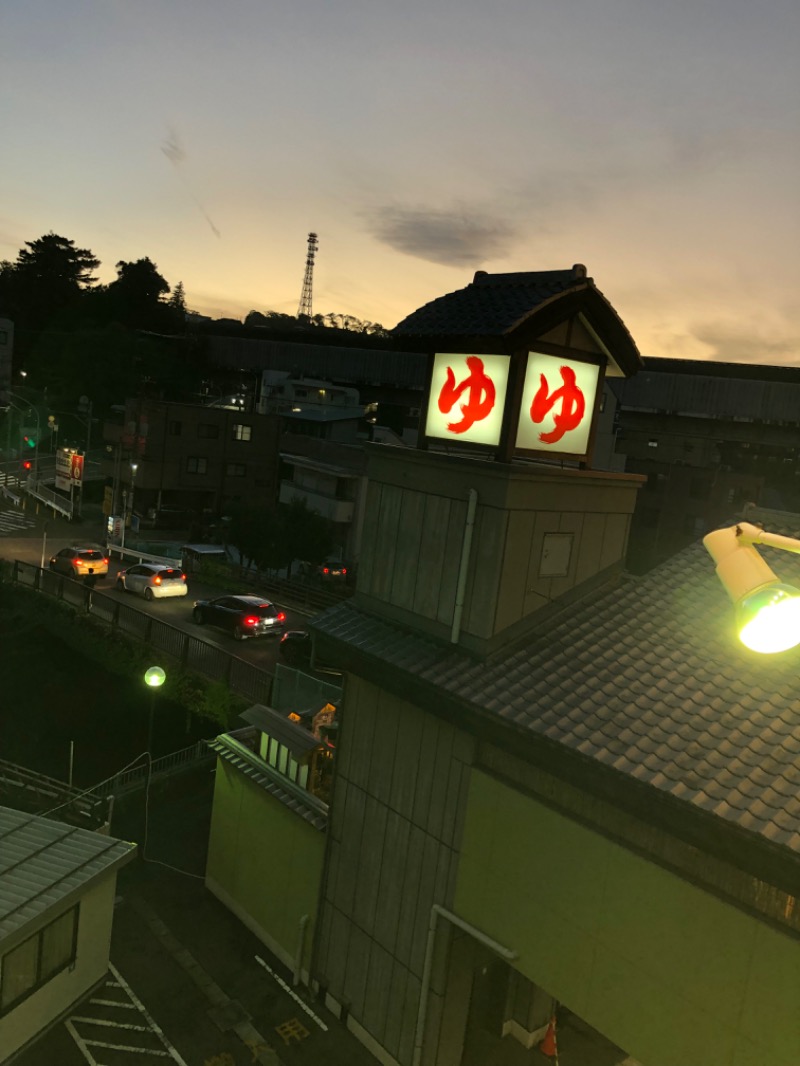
[0,807,135,943]
[393,268,585,337]
[311,510,800,856]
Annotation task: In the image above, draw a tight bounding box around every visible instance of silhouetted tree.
[168,281,186,315]
[1,233,99,341]
[105,257,170,328]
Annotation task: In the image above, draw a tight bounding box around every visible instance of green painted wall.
[206,759,325,967]
[455,770,800,1066]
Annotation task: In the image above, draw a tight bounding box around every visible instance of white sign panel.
[55,450,72,492]
[515,352,600,456]
[425,353,510,447]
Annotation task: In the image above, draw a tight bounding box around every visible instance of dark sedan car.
[278,629,313,666]
[192,594,286,641]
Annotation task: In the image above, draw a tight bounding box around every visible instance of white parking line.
[110,964,188,1064]
[64,962,189,1066]
[78,1038,171,1056]
[255,954,328,1031]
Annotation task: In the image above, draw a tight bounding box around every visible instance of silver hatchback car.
[116,564,188,601]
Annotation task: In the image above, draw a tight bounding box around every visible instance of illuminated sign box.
[424,353,510,448]
[515,352,600,458]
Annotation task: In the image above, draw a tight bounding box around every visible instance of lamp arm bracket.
[735,521,800,556]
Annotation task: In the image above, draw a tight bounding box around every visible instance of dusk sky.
[2,0,798,362]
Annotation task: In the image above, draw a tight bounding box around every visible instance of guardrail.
[1,484,21,506]
[0,757,106,826]
[26,479,73,519]
[106,543,183,567]
[92,741,214,800]
[12,561,275,706]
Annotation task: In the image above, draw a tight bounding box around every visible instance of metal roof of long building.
[614,363,800,422]
[0,807,135,945]
[310,507,800,860]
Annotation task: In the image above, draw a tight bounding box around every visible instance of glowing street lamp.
[703,521,800,654]
[144,666,166,754]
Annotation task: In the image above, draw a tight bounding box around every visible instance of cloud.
[161,127,186,166]
[690,318,800,365]
[366,205,517,268]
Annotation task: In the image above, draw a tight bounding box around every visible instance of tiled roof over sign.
[311,508,800,857]
[393,267,587,337]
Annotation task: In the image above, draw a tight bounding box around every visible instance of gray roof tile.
[312,509,800,857]
[394,269,582,337]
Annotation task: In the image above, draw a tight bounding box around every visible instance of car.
[116,564,188,601]
[298,560,349,583]
[279,630,341,674]
[48,546,109,583]
[192,594,286,641]
[278,629,313,666]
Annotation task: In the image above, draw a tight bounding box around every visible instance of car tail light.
[323,567,330,574]
[277,612,286,622]
[154,576,162,584]
[244,616,259,626]
[181,573,187,581]
[103,558,109,565]
[341,568,347,575]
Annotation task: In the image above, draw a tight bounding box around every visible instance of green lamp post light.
[144,666,166,755]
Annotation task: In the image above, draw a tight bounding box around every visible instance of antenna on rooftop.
[297,232,319,320]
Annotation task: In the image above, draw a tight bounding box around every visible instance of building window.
[198,424,219,439]
[0,905,79,1013]
[231,424,252,442]
[226,463,246,477]
[647,439,658,448]
[169,421,182,436]
[186,456,208,475]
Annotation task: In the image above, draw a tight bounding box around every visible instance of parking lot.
[13,771,378,1066]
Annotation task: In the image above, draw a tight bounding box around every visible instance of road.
[0,525,315,675]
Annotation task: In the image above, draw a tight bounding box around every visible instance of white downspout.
[451,489,478,644]
[412,904,517,1066]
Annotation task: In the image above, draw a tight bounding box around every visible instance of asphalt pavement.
[14,768,380,1066]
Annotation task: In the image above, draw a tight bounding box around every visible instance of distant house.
[612,357,800,571]
[0,807,135,1063]
[102,398,281,521]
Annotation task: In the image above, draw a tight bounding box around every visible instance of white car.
[116,564,188,600]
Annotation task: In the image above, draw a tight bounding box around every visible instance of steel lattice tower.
[297,232,319,319]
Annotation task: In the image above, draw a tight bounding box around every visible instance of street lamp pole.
[144,666,166,755]
[129,462,138,537]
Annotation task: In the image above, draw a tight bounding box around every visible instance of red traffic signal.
[21,459,32,471]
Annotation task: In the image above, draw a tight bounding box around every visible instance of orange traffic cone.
[539,1015,558,1058]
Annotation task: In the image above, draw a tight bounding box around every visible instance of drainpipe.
[450,489,478,644]
[294,913,309,986]
[413,904,517,1066]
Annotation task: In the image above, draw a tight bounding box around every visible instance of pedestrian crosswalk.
[0,507,37,534]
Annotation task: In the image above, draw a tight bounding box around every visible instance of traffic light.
[21,459,32,472]
[22,435,36,449]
